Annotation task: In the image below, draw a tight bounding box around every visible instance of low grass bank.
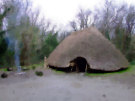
[1,62,135,77]
[85,64,135,76]
[0,68,8,72]
[23,62,44,70]
[50,63,135,76]
[0,61,44,72]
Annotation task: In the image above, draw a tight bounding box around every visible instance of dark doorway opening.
[69,57,89,72]
[49,57,89,73]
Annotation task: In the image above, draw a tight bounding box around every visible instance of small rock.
[22,67,29,71]
[102,94,106,98]
[12,90,15,94]
[7,67,13,71]
[132,74,135,76]
[1,73,8,78]
[80,73,85,76]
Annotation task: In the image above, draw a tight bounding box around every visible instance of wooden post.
[44,56,48,69]
[85,64,88,72]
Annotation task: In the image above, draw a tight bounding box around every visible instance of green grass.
[48,63,135,76]
[85,64,135,76]
[50,63,135,76]
[21,61,44,70]
[1,61,135,76]
[0,68,8,72]
[53,69,65,74]
[0,61,44,72]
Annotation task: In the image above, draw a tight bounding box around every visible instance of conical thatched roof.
[48,27,129,71]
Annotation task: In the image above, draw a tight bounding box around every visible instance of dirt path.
[0,69,135,101]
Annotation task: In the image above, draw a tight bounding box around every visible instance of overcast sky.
[32,0,135,29]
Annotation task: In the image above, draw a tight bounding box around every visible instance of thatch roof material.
[48,27,129,71]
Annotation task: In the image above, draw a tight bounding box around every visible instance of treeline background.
[0,0,135,67]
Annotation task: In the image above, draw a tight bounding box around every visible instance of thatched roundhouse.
[48,27,129,72]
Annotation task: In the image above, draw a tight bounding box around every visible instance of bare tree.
[125,6,135,34]
[70,8,92,31]
[70,21,77,31]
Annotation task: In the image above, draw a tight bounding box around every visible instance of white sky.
[32,0,135,29]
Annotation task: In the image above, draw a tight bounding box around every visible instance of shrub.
[32,65,36,70]
[1,73,8,78]
[35,71,43,76]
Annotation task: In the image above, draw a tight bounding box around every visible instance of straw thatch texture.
[48,27,129,71]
